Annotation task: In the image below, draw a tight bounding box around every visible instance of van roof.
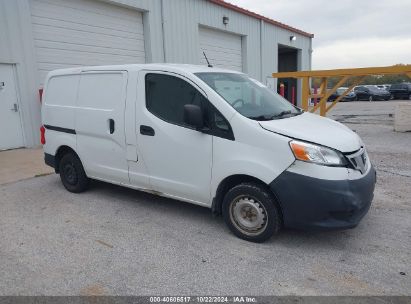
[46,63,242,78]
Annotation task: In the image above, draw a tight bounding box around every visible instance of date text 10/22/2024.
[149,296,257,303]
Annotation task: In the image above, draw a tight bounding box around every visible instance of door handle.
[109,119,115,134]
[140,125,155,136]
[10,103,18,112]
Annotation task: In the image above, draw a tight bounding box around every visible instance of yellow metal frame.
[273,65,411,116]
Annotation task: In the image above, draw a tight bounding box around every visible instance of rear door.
[76,71,129,183]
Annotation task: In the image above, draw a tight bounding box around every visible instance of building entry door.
[0,64,24,150]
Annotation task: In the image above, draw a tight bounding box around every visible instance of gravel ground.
[0,101,410,296]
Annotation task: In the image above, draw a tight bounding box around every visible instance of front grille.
[345,147,368,174]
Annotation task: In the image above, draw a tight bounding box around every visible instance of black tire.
[222,182,281,243]
[59,152,89,193]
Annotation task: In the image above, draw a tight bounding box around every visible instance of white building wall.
[106,0,164,62]
[0,0,312,148]
[30,0,148,83]
[262,22,313,106]
[0,0,41,148]
[161,0,262,79]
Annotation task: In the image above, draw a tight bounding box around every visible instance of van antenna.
[203,52,213,68]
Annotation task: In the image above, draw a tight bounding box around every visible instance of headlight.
[289,140,347,166]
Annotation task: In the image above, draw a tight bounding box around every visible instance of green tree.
[311,64,410,89]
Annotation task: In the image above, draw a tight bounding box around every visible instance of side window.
[146,73,208,127]
[214,112,230,131]
[145,73,234,140]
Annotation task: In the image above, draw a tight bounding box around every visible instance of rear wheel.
[59,152,89,193]
[222,183,281,243]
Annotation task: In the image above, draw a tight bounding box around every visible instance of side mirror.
[183,104,204,130]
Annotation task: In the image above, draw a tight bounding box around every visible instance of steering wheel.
[232,99,245,109]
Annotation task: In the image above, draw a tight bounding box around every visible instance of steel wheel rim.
[229,195,268,236]
[63,162,77,185]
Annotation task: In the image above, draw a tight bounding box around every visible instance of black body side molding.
[44,125,76,134]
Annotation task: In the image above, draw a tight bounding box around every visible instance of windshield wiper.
[271,109,303,119]
[248,110,302,121]
[270,110,292,119]
[247,115,272,121]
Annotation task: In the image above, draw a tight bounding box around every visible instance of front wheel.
[59,152,90,193]
[222,183,281,242]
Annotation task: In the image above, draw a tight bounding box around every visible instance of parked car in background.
[354,85,391,101]
[377,85,393,99]
[377,84,391,92]
[366,85,383,90]
[328,87,356,102]
[389,83,411,100]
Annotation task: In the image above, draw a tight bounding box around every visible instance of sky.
[227,0,411,69]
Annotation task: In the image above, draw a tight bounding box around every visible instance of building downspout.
[260,19,264,81]
[309,38,313,71]
[160,0,167,62]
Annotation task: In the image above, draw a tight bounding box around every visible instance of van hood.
[259,112,362,153]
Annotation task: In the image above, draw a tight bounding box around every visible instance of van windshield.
[195,72,302,121]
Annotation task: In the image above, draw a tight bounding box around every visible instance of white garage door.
[199,27,243,71]
[30,0,146,83]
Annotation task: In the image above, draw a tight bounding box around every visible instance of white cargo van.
[41,64,376,242]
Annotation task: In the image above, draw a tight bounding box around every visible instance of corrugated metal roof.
[208,0,314,38]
